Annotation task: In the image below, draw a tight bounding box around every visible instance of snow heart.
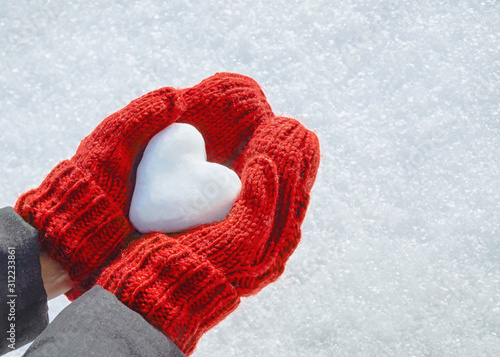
[129,123,242,233]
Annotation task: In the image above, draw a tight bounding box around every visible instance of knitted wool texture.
[14,72,273,296]
[98,115,320,355]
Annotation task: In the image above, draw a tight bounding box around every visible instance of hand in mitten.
[15,87,179,297]
[97,115,320,355]
[14,72,272,298]
[176,116,320,296]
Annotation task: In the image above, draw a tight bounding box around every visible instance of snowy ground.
[1,1,499,356]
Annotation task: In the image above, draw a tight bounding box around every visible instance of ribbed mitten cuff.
[97,233,240,356]
[15,159,132,288]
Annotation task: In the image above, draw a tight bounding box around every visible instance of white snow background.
[1,0,499,356]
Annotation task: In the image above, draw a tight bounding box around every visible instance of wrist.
[40,250,73,300]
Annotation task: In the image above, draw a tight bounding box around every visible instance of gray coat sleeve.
[24,285,186,357]
[0,207,49,355]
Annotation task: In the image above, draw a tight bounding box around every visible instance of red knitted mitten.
[97,233,240,356]
[15,87,179,293]
[176,116,320,296]
[14,72,272,297]
[98,116,320,355]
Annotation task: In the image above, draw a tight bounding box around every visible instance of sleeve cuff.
[0,206,48,354]
[24,285,185,357]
